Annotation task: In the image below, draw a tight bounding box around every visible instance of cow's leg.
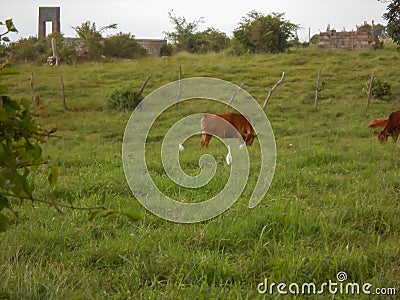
[393,130,400,142]
[201,134,211,148]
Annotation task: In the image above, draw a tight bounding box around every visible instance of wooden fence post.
[263,72,285,109]
[366,71,375,109]
[226,81,244,108]
[175,65,182,109]
[60,74,68,110]
[138,75,151,98]
[315,70,321,110]
[30,72,35,106]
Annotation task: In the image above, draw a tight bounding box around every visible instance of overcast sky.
[1,0,388,42]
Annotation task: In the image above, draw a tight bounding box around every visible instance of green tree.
[8,37,47,63]
[380,0,400,51]
[164,11,228,53]
[357,22,386,36]
[72,21,117,60]
[103,32,146,58]
[44,32,79,65]
[373,23,387,37]
[7,31,77,64]
[310,34,320,45]
[232,11,299,54]
[164,11,204,52]
[196,27,228,53]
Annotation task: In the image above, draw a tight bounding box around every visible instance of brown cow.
[377,110,400,143]
[201,113,256,148]
[367,118,388,128]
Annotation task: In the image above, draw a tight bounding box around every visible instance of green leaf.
[21,176,33,197]
[121,210,141,221]
[5,19,17,32]
[2,36,10,42]
[20,98,30,110]
[0,213,9,233]
[0,196,10,212]
[1,143,16,169]
[4,97,19,110]
[0,107,7,121]
[30,143,42,161]
[10,172,23,195]
[48,166,58,189]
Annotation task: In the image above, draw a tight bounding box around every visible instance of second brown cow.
[201,113,257,148]
[378,110,400,143]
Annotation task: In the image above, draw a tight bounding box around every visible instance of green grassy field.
[1,44,400,299]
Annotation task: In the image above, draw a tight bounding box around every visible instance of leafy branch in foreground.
[0,95,140,232]
[0,19,18,70]
[0,19,140,232]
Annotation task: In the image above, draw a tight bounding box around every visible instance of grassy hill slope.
[1,44,400,299]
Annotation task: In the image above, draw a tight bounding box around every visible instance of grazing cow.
[377,110,400,143]
[367,118,388,128]
[201,113,256,148]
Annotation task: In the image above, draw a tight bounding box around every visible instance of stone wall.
[136,39,167,56]
[63,37,167,57]
[318,30,379,50]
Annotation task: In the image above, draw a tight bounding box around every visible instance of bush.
[226,38,250,56]
[8,32,78,64]
[233,11,299,54]
[159,43,173,56]
[164,11,229,54]
[103,32,146,58]
[8,37,48,63]
[195,28,229,53]
[372,79,392,100]
[106,86,143,111]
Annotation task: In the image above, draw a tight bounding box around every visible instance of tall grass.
[1,44,400,299]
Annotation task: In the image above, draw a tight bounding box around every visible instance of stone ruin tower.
[38,7,60,40]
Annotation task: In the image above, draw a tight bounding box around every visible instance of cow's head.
[377,131,389,143]
[245,133,257,146]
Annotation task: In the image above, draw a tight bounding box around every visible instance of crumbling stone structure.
[38,7,60,40]
[318,29,379,50]
[136,39,167,56]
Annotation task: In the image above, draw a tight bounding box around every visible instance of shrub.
[226,38,250,56]
[8,37,48,63]
[372,79,392,101]
[72,21,117,61]
[195,28,229,53]
[159,43,173,56]
[103,32,146,58]
[106,86,143,111]
[8,32,78,64]
[164,11,229,54]
[233,11,299,54]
